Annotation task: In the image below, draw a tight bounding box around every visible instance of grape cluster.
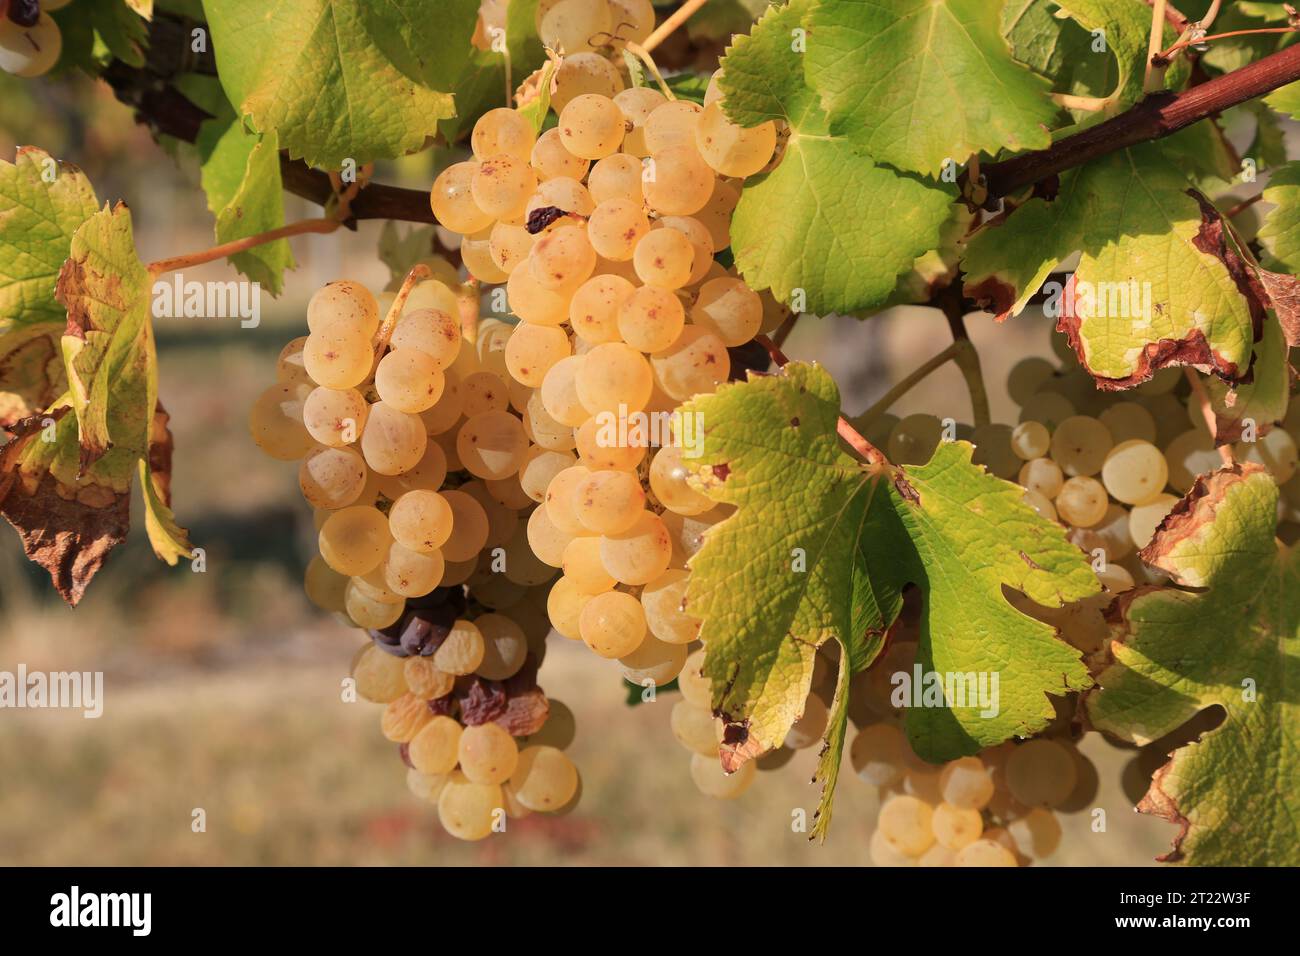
[252,272,581,840]
[845,629,1082,867]
[428,28,786,800]
[0,1,67,78]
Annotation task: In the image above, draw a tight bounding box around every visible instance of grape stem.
[1225,193,1264,219]
[623,42,677,100]
[754,335,887,467]
[1157,27,1295,64]
[772,311,799,350]
[146,217,340,277]
[855,341,966,429]
[1145,0,1171,93]
[938,283,991,428]
[374,264,432,354]
[643,0,711,53]
[1184,368,1235,465]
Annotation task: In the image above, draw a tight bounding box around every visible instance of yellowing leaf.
[1088,464,1299,865]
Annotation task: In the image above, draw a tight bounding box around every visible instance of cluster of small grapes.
[429,34,787,796]
[867,340,1300,658]
[477,0,655,61]
[0,0,67,78]
[251,275,580,839]
[846,631,1083,867]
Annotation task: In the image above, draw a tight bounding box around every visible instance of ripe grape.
[410,716,463,774]
[430,161,495,235]
[0,13,62,78]
[1100,440,1169,505]
[460,370,510,416]
[558,94,626,160]
[360,401,428,475]
[404,658,455,700]
[561,536,616,593]
[304,326,373,389]
[849,723,909,786]
[319,505,392,576]
[575,342,653,415]
[620,631,688,685]
[640,569,701,645]
[1005,739,1077,808]
[388,489,453,554]
[931,802,983,850]
[459,723,520,785]
[546,575,594,639]
[375,348,445,414]
[551,51,624,113]
[569,274,635,343]
[390,308,461,370]
[1236,427,1299,482]
[1010,421,1050,460]
[529,224,597,291]
[694,101,776,178]
[1055,475,1108,527]
[471,107,535,162]
[1050,415,1113,477]
[887,414,943,465]
[689,752,755,799]
[381,693,434,742]
[299,446,367,510]
[672,700,720,755]
[648,445,711,516]
[456,409,529,481]
[588,153,645,204]
[307,280,380,337]
[955,839,1018,867]
[578,589,646,657]
[939,756,994,810]
[587,198,650,261]
[878,795,935,856]
[437,771,502,841]
[1006,357,1055,406]
[1099,401,1157,444]
[433,618,486,675]
[574,415,645,471]
[691,277,762,347]
[1018,457,1064,499]
[440,489,492,561]
[644,100,703,153]
[249,381,316,460]
[510,745,578,811]
[1007,807,1062,859]
[351,643,407,703]
[600,510,672,584]
[643,145,714,217]
[506,266,572,326]
[650,326,730,401]
[530,127,590,181]
[632,227,695,289]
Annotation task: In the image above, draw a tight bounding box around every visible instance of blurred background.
[0,67,1180,866]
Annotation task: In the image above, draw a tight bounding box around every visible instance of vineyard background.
[0,63,1202,866]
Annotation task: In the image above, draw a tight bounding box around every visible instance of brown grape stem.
[374,264,432,354]
[623,41,676,100]
[643,0,710,53]
[1184,368,1235,465]
[755,334,887,467]
[1157,27,1295,64]
[939,283,991,428]
[146,218,340,277]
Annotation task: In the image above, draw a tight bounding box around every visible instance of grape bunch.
[0,1,67,78]
[845,628,1080,867]
[428,21,788,801]
[251,273,582,840]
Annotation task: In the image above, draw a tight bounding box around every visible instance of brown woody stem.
[146,218,340,277]
[1184,368,1235,464]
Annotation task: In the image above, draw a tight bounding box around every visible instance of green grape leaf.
[804,0,1056,176]
[720,0,954,314]
[440,0,547,143]
[377,221,437,288]
[683,363,1097,838]
[1208,2,1298,77]
[664,72,711,105]
[964,143,1260,388]
[196,104,294,294]
[1259,162,1300,274]
[203,0,480,168]
[1087,464,1299,865]
[1053,0,1182,109]
[0,147,100,332]
[516,57,556,134]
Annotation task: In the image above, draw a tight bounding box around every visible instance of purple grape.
[7,1,40,28]
[400,606,454,657]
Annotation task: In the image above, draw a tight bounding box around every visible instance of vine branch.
[1184,368,1235,465]
[643,0,710,53]
[982,42,1300,205]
